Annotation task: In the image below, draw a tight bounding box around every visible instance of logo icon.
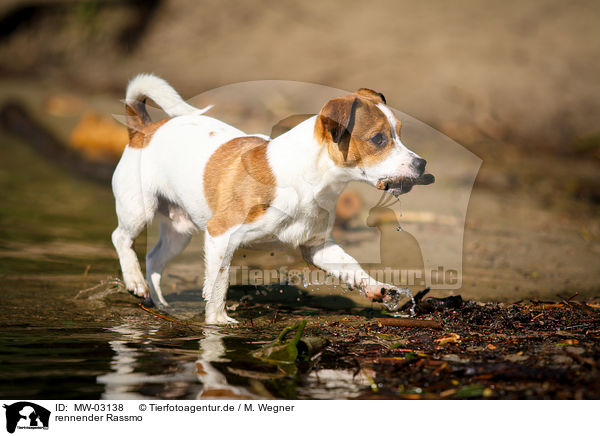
[3,402,50,434]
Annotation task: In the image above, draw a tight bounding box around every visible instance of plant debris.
[292,296,600,399]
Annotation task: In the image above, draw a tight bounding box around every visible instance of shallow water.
[0,320,373,400]
[1,287,372,400]
[0,136,374,400]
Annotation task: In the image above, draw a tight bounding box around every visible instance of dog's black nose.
[411,158,427,174]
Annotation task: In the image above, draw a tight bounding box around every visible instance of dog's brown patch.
[204,136,276,236]
[128,118,171,149]
[125,100,150,135]
[314,90,396,167]
[196,362,208,375]
[356,88,386,104]
[125,100,170,149]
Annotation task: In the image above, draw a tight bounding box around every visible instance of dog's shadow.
[164,284,384,317]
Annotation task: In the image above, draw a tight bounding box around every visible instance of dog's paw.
[125,279,148,299]
[381,287,412,311]
[362,283,386,301]
[362,283,412,310]
[205,311,238,325]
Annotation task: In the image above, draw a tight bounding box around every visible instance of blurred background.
[1,0,599,308]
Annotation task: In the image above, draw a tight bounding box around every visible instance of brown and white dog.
[111,74,431,324]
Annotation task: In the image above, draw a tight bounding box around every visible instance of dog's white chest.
[270,192,333,247]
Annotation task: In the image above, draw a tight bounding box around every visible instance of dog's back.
[111,75,246,305]
[113,75,245,233]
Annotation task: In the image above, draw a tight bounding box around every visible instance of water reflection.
[195,327,257,399]
[96,323,372,400]
[98,325,200,400]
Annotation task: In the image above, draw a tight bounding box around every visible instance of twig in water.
[75,278,123,300]
[557,292,579,303]
[138,303,188,326]
[83,264,91,285]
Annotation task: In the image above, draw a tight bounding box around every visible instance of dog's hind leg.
[146,218,192,306]
[111,149,158,299]
[203,228,240,324]
[112,216,148,299]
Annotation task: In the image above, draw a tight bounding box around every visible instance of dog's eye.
[370,133,387,147]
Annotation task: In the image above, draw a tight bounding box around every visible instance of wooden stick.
[531,303,564,310]
[138,302,188,326]
[375,318,442,329]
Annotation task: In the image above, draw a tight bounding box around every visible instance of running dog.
[111,74,433,324]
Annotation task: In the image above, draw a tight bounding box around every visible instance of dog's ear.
[317,97,360,161]
[356,88,386,105]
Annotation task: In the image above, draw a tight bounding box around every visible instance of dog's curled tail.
[125,73,212,119]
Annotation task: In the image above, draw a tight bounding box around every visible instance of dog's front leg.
[203,230,239,324]
[301,239,410,302]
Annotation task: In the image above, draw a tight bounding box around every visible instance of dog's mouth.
[375,173,435,197]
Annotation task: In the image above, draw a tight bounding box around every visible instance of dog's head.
[315,89,429,196]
